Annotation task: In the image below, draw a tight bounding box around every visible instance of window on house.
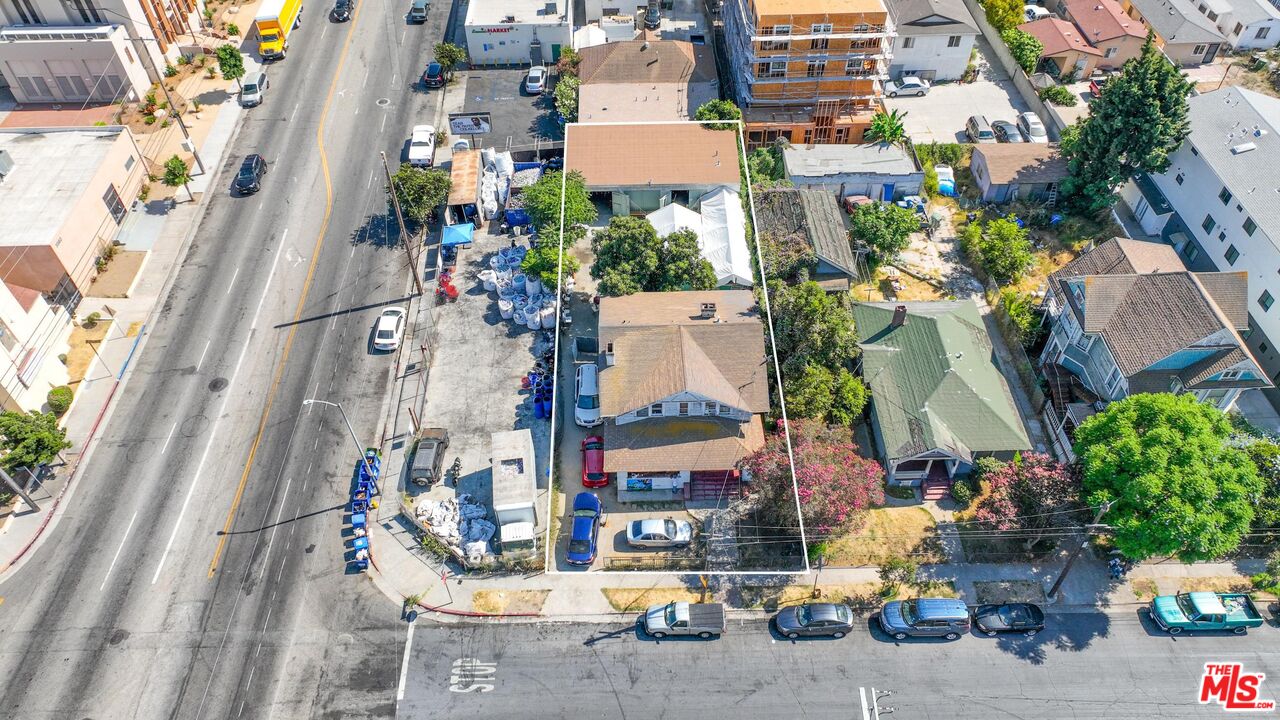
[759,61,787,77]
[1106,365,1122,392]
[718,404,733,416]
[1234,22,1244,34]
[902,36,915,49]
[1176,172,1185,185]
[947,35,961,47]
[772,24,791,35]
[69,0,104,23]
[1193,44,1208,54]
[1219,187,1232,204]
[1202,214,1217,234]
[1261,290,1275,311]
[845,58,866,75]
[854,23,870,32]
[1218,231,1227,242]
[705,402,717,415]
[1105,46,1118,58]
[102,184,126,224]
[811,23,832,33]
[806,60,826,77]
[1184,243,1199,262]
[1226,244,1240,264]
[1221,368,1243,380]
[1244,217,1257,236]
[803,129,814,144]
[1207,11,1218,21]
[677,402,691,416]
[811,37,829,50]
[759,39,790,51]
[649,403,664,416]
[1262,342,1270,353]
[8,0,40,24]
[1258,27,1271,39]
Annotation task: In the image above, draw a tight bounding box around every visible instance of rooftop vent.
[1232,142,1258,154]
[699,302,717,319]
[892,304,908,328]
[0,149,13,180]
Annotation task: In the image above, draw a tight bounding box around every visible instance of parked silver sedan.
[625,518,694,548]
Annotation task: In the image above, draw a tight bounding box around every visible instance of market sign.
[449,112,492,135]
[471,26,513,33]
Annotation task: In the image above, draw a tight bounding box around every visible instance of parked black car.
[332,0,354,21]
[774,603,855,639]
[235,154,267,195]
[421,62,445,88]
[992,120,1025,143]
[973,603,1045,637]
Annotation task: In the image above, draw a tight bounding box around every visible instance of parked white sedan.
[372,307,406,351]
[885,76,931,98]
[525,65,548,94]
[626,518,694,548]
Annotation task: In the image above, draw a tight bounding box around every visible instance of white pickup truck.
[642,602,726,639]
[408,125,437,167]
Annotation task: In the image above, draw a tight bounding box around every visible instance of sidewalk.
[0,84,246,579]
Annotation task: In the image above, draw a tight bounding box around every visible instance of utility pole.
[0,467,39,513]
[381,151,426,296]
[1046,500,1113,603]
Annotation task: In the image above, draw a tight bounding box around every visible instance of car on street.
[973,603,1045,637]
[625,518,693,548]
[524,65,548,94]
[581,436,606,488]
[993,119,1025,143]
[1149,591,1264,635]
[965,115,997,143]
[331,0,354,21]
[1017,112,1049,143]
[879,597,971,640]
[565,492,602,566]
[421,61,445,88]
[574,363,602,427]
[234,153,267,194]
[239,70,268,107]
[408,0,428,22]
[774,602,855,639]
[372,307,406,351]
[407,125,436,167]
[885,76,930,97]
[642,601,725,638]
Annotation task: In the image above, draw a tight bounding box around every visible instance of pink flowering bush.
[742,419,885,536]
[972,452,1082,548]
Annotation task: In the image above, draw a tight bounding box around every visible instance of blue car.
[565,492,602,566]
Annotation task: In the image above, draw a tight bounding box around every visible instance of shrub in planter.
[950,478,974,508]
[1038,85,1078,107]
[47,386,73,415]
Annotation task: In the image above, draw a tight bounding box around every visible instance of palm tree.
[865,109,908,146]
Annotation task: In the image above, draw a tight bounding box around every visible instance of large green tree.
[0,411,71,471]
[433,42,467,79]
[1245,440,1280,539]
[849,202,919,266]
[977,215,1034,286]
[215,44,245,88]
[783,364,868,426]
[521,170,596,232]
[694,99,742,130]
[767,280,859,375]
[1073,393,1262,562]
[984,0,1025,32]
[590,216,716,295]
[391,165,451,225]
[1062,34,1194,212]
[1001,28,1043,75]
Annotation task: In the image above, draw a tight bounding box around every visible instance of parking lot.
[886,37,1029,143]
[461,68,562,153]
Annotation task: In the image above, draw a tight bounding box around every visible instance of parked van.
[1024,4,1051,21]
[965,115,996,144]
[408,0,428,22]
[240,70,268,107]
[878,598,971,640]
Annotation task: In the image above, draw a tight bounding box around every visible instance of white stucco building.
[886,0,978,81]
[1124,87,1280,404]
[464,0,573,66]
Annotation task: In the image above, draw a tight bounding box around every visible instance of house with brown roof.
[564,122,742,215]
[596,290,770,503]
[576,34,720,123]
[969,143,1069,203]
[1018,17,1106,77]
[1055,0,1146,69]
[1040,238,1269,416]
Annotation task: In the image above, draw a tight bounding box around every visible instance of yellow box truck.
[255,0,303,60]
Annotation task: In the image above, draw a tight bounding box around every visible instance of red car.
[581,436,606,487]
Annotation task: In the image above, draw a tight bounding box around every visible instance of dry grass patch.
[853,269,945,303]
[1130,578,1159,602]
[824,507,945,566]
[974,580,1045,605]
[89,250,147,298]
[601,587,702,613]
[471,589,550,615]
[126,321,143,338]
[66,320,114,386]
[1177,576,1253,594]
[741,580,958,612]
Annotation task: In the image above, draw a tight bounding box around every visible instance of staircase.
[921,480,951,501]
[688,475,741,502]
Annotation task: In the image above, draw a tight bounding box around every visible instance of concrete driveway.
[462,68,562,152]
[886,36,1029,144]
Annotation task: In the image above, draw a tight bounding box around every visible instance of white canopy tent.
[697,186,754,287]
[645,202,703,239]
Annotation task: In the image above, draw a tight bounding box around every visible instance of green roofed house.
[853,300,1032,499]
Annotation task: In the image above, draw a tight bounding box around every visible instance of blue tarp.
[505,208,531,227]
[442,223,474,247]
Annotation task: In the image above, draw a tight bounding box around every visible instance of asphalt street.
[401,611,1280,719]
[0,3,450,718]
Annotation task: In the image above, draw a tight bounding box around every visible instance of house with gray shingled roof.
[754,187,866,291]
[1040,238,1269,417]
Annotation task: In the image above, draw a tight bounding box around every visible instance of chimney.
[700,302,717,319]
[891,305,908,328]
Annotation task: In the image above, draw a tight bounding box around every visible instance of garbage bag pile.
[415,493,496,559]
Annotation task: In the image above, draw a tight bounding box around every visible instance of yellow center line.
[207,2,365,578]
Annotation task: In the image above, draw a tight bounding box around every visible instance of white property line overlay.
[543,119,809,575]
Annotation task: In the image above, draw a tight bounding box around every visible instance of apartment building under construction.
[721,0,895,148]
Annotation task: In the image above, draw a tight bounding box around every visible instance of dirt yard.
[600,587,703,612]
[470,589,550,614]
[823,507,946,567]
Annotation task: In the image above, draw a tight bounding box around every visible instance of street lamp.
[302,398,376,481]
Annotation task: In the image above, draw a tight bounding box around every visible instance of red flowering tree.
[742,419,884,536]
[972,452,1083,549]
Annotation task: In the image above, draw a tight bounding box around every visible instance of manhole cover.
[208,377,229,392]
[180,414,209,438]
[376,98,390,107]
[109,629,129,646]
